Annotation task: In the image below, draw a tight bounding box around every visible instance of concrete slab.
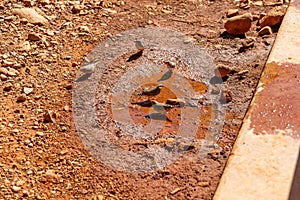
[213,1,300,200]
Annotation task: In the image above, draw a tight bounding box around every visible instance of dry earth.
[0,0,288,199]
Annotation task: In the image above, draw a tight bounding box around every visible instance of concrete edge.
[213,2,300,200]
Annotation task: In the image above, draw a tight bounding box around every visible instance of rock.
[4,16,15,22]
[35,131,44,136]
[7,68,19,76]
[0,67,8,75]
[65,55,72,60]
[215,65,232,78]
[170,187,181,195]
[20,18,29,24]
[11,129,20,133]
[147,20,153,25]
[39,0,49,5]
[23,0,35,6]
[3,83,13,92]
[92,195,104,200]
[259,7,285,28]
[239,37,255,52]
[64,84,72,90]
[72,4,83,14]
[103,8,117,14]
[78,25,89,33]
[258,26,273,36]
[12,186,21,192]
[16,180,25,187]
[237,69,249,76]
[23,87,33,95]
[2,60,14,67]
[198,181,210,187]
[264,1,284,6]
[13,63,24,69]
[28,33,41,41]
[17,94,27,102]
[44,170,59,183]
[22,190,29,197]
[43,110,56,123]
[63,105,70,112]
[12,8,48,26]
[224,13,253,35]
[253,1,263,6]
[227,9,239,18]
[0,74,8,81]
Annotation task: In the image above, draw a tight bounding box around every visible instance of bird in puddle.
[136,84,164,96]
[131,99,178,111]
[130,99,153,107]
[158,61,176,82]
[152,100,176,112]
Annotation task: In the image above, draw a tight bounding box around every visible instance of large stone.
[12,8,48,25]
[259,7,285,28]
[225,13,253,35]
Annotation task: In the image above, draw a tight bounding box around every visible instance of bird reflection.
[145,113,172,122]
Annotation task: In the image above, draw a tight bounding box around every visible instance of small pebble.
[17,94,27,102]
[12,186,21,192]
[227,9,239,18]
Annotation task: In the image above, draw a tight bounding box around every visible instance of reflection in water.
[128,80,213,139]
[145,112,172,122]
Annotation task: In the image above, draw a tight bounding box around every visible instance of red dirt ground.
[0,0,288,199]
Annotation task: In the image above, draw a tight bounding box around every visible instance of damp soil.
[0,0,289,199]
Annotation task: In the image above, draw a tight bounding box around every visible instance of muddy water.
[125,79,213,140]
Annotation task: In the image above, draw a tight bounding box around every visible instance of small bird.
[134,39,145,51]
[166,98,186,107]
[80,61,98,73]
[152,100,176,112]
[76,62,98,82]
[158,61,176,82]
[136,84,163,96]
[130,99,153,107]
[164,61,176,68]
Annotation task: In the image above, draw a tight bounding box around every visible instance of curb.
[213,1,300,200]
